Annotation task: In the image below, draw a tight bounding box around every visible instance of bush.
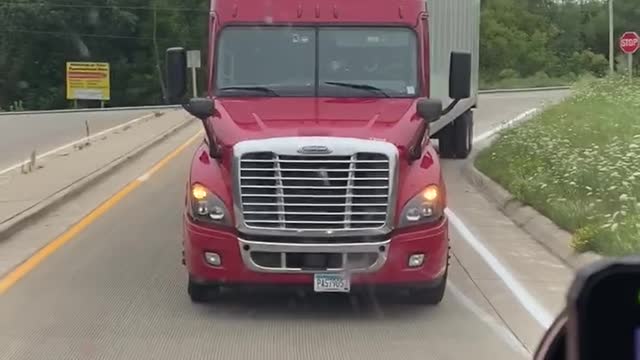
[568,50,609,77]
[533,71,550,80]
[498,69,520,80]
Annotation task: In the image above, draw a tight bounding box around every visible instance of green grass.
[476,76,640,256]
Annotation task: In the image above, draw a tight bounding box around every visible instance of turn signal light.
[192,184,208,200]
[422,185,439,202]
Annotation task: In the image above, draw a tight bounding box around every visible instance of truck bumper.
[183,217,448,288]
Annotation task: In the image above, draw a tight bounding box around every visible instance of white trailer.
[427,0,481,158]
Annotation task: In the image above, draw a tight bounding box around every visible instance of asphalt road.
[0,109,154,171]
[0,90,570,360]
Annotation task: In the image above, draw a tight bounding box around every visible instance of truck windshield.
[216,27,418,98]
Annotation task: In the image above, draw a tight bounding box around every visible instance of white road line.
[448,282,530,356]
[447,107,554,329]
[473,108,539,144]
[447,209,554,329]
[0,112,158,177]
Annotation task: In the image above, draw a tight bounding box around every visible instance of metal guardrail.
[0,104,180,116]
[0,86,572,116]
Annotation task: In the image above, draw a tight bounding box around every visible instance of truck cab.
[166,0,480,304]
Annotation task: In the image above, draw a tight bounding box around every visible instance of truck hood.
[211,98,423,150]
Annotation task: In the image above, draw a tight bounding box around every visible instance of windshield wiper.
[218,86,279,96]
[324,81,390,98]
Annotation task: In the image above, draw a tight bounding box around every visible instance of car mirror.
[166,47,187,104]
[184,97,214,121]
[449,52,472,100]
[417,98,443,123]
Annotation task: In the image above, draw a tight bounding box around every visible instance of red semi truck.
[166,0,480,304]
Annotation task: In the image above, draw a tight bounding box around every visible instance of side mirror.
[449,52,472,99]
[534,311,567,360]
[184,98,220,159]
[410,98,442,161]
[166,47,187,104]
[184,97,214,121]
[533,258,640,360]
[417,98,443,123]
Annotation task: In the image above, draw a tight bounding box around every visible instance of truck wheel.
[454,111,474,159]
[188,277,214,303]
[437,110,474,159]
[409,270,448,305]
[437,123,457,159]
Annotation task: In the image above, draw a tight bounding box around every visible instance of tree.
[1,0,636,110]
[0,0,208,110]
[480,0,557,78]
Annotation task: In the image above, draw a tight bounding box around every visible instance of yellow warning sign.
[66,62,110,101]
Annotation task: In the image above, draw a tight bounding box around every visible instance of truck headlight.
[189,183,232,226]
[398,185,444,228]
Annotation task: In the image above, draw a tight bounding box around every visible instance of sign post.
[66,62,111,104]
[186,50,201,98]
[619,32,640,81]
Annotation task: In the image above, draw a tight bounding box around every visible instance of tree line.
[0,0,638,110]
[481,0,638,85]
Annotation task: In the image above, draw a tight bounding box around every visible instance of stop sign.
[620,32,640,54]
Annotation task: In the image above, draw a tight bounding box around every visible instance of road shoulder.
[0,111,194,241]
[0,118,202,279]
[444,157,572,351]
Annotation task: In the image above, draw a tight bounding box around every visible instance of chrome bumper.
[238,238,390,274]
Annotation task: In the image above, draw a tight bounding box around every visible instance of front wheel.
[188,277,219,303]
[408,269,448,305]
[437,110,474,159]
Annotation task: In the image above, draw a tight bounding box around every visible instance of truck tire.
[437,122,457,158]
[437,110,474,159]
[454,111,474,159]
[188,277,214,303]
[409,269,448,305]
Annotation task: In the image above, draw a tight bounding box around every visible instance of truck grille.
[239,152,391,231]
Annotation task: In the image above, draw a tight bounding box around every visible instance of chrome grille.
[239,152,391,231]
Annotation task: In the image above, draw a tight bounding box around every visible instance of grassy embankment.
[476,77,640,255]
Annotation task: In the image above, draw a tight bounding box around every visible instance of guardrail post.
[85,120,91,146]
[30,150,36,171]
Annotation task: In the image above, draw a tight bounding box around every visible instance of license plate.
[314,273,350,293]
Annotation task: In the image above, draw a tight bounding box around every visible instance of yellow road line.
[0,131,203,295]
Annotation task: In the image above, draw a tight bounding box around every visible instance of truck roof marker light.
[333,4,338,19]
[297,4,303,18]
[232,3,238,18]
[315,4,320,18]
[422,185,439,202]
[192,184,208,201]
[398,6,403,19]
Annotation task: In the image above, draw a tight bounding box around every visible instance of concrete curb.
[0,116,197,242]
[462,142,603,270]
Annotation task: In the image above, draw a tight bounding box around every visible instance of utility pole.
[609,0,615,74]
